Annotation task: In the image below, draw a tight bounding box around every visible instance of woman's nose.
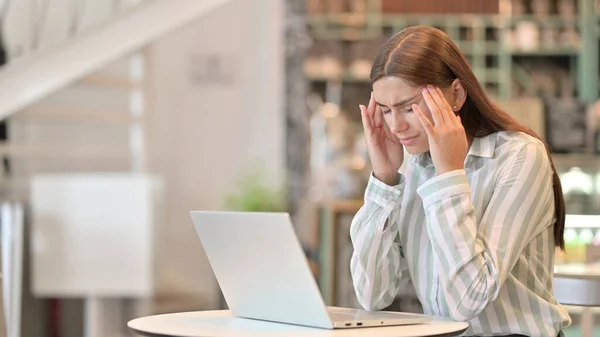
[388,114,409,134]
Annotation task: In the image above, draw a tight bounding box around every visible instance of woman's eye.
[403,107,414,113]
[381,109,391,115]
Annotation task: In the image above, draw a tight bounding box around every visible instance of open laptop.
[189,211,432,329]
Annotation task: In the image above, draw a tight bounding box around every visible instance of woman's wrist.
[374,172,400,186]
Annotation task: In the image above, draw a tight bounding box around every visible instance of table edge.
[127,312,470,337]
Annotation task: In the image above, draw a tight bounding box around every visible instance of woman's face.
[372,76,454,155]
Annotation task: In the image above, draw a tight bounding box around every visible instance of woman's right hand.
[360,92,404,185]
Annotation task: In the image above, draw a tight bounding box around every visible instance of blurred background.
[0,0,599,336]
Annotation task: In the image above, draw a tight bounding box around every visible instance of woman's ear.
[450,79,467,112]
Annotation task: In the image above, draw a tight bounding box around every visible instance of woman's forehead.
[373,77,422,106]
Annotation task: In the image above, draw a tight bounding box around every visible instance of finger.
[365,92,380,129]
[413,103,434,136]
[457,115,464,128]
[373,103,384,128]
[369,91,385,128]
[367,91,377,119]
[434,86,460,126]
[421,86,444,127]
[359,104,373,136]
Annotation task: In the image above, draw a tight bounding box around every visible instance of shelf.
[307,68,503,85]
[507,15,578,27]
[552,153,600,167]
[320,199,363,212]
[309,13,580,31]
[309,13,372,27]
[307,1,599,101]
[454,41,500,54]
[378,13,499,27]
[309,13,501,28]
[508,48,580,56]
[476,68,506,82]
[309,13,502,41]
[309,30,380,41]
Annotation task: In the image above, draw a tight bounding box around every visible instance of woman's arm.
[417,140,554,321]
[350,172,412,311]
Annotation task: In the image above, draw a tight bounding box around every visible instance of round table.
[127,310,469,337]
[554,263,600,306]
[554,263,600,337]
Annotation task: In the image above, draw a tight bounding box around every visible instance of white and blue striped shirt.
[350,131,572,336]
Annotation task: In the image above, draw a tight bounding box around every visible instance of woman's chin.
[404,144,429,155]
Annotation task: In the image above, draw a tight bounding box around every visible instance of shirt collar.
[467,133,496,158]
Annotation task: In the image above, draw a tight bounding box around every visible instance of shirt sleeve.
[350,172,412,311]
[416,141,555,321]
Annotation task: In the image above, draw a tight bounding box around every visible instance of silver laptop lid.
[190,211,333,329]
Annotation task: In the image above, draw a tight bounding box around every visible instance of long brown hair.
[370,26,565,249]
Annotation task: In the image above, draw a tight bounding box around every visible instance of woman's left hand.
[413,85,469,175]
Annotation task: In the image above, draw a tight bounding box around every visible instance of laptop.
[189,211,433,329]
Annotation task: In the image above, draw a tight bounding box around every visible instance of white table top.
[554,263,600,306]
[127,310,469,337]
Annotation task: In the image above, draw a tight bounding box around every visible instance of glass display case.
[553,154,600,264]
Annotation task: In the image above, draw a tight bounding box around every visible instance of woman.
[350,26,571,336]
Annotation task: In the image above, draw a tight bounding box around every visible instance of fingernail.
[427,85,434,90]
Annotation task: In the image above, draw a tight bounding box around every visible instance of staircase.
[0,0,232,200]
[4,53,147,201]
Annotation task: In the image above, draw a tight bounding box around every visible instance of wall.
[147,0,284,307]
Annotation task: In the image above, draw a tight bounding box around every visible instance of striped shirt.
[350,131,572,336]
